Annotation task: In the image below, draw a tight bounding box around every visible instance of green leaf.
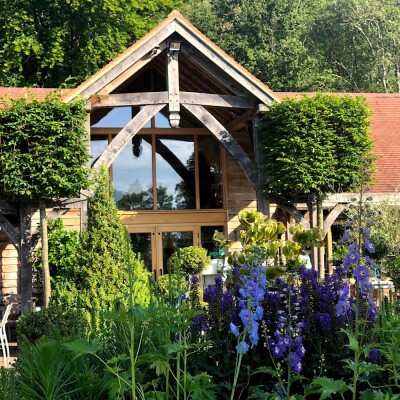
[307,377,349,399]
[63,338,101,357]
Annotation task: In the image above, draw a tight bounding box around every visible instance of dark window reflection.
[162,231,193,274]
[201,226,224,256]
[130,233,152,272]
[199,136,223,209]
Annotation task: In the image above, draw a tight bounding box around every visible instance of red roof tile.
[275,93,400,194]
[0,88,71,108]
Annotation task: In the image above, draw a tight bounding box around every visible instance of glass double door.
[130,226,200,280]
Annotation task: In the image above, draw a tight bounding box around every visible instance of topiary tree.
[259,94,375,276]
[167,246,211,277]
[79,167,151,317]
[0,93,89,309]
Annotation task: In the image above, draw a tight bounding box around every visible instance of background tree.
[181,0,335,92]
[259,94,375,275]
[0,94,89,308]
[0,0,183,87]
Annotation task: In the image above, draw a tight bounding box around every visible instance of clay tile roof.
[275,92,400,194]
[0,87,71,108]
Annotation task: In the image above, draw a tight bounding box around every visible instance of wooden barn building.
[1,11,400,310]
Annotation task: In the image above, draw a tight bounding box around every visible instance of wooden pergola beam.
[324,204,346,236]
[92,104,165,170]
[89,92,260,110]
[182,103,257,188]
[279,204,311,230]
[0,213,19,250]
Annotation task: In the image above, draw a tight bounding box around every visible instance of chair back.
[1,304,12,326]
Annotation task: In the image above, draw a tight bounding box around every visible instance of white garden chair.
[0,304,12,367]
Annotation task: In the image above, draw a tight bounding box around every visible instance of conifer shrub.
[78,167,151,315]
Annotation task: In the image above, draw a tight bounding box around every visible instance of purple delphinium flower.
[362,228,371,238]
[365,239,375,254]
[342,231,351,242]
[239,309,253,327]
[343,248,360,265]
[236,341,250,354]
[230,322,239,337]
[336,299,350,317]
[368,348,379,363]
[354,265,370,282]
[358,280,372,295]
[365,255,375,266]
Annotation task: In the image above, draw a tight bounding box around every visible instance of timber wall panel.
[226,149,257,253]
[0,232,18,294]
[31,208,81,233]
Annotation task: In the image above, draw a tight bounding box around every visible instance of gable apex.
[62,10,278,104]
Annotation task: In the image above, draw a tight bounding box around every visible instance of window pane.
[198,136,223,209]
[162,231,193,274]
[92,107,133,128]
[156,136,195,210]
[130,233,152,272]
[113,135,153,210]
[90,137,108,166]
[201,226,224,257]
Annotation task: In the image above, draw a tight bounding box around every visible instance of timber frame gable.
[63,10,278,190]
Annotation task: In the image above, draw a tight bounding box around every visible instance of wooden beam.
[0,213,19,250]
[97,41,167,96]
[66,23,176,101]
[89,91,258,109]
[92,104,165,170]
[225,110,253,132]
[90,92,168,108]
[182,103,257,188]
[181,46,249,96]
[324,204,346,236]
[177,23,276,104]
[279,204,310,229]
[182,92,256,109]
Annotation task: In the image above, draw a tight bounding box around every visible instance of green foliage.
[0,0,184,87]
[14,339,76,399]
[168,246,211,276]
[32,218,81,304]
[17,302,85,343]
[79,167,151,312]
[157,273,187,298]
[216,209,324,274]
[0,94,89,199]
[182,0,400,93]
[260,94,374,200]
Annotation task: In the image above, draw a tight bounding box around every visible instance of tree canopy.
[181,0,400,92]
[0,0,183,87]
[259,94,375,200]
[0,94,89,199]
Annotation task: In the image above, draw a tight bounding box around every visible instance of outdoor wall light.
[168,41,181,52]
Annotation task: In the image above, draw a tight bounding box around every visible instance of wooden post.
[20,202,33,312]
[253,114,270,217]
[326,228,333,275]
[40,200,51,307]
[308,201,318,271]
[167,47,180,127]
[317,197,325,279]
